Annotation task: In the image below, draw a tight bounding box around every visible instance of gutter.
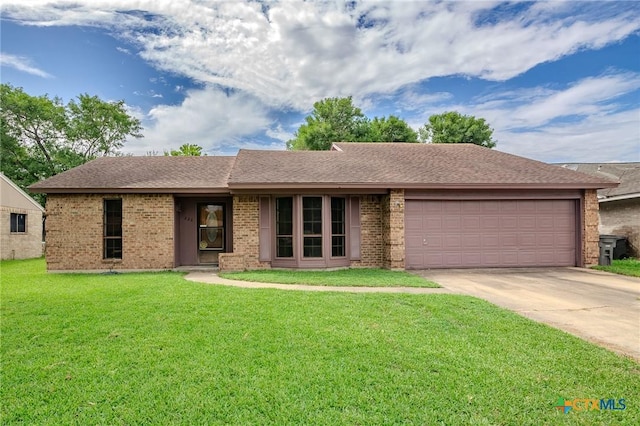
[598,193,640,203]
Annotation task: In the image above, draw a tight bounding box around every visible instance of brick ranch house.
[29,143,617,272]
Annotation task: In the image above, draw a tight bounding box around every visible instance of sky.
[1,0,639,163]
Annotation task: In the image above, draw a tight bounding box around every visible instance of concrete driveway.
[416,268,640,360]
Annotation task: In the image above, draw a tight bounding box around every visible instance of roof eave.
[227,182,618,191]
[29,187,231,195]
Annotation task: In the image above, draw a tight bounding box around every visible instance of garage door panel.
[406,214,422,226]
[502,252,519,266]
[424,217,442,231]
[443,235,462,249]
[463,217,480,230]
[482,217,500,229]
[442,253,463,267]
[554,232,574,246]
[405,234,423,250]
[554,216,573,227]
[465,234,482,249]
[482,252,501,266]
[535,233,555,246]
[444,202,462,213]
[518,216,536,228]
[425,234,442,246]
[405,199,576,269]
[553,249,575,264]
[482,235,500,248]
[462,252,483,266]
[443,216,461,230]
[500,216,518,229]
[501,233,518,247]
[536,217,556,229]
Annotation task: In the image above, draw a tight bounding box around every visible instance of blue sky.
[1,1,639,162]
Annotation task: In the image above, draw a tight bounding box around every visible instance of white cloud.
[412,72,640,162]
[496,108,640,163]
[3,1,638,162]
[125,86,273,155]
[471,73,640,130]
[3,1,639,109]
[265,125,294,143]
[0,53,52,78]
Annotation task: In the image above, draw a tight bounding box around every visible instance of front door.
[198,203,225,264]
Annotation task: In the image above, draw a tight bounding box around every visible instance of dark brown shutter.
[349,196,361,260]
[259,196,271,261]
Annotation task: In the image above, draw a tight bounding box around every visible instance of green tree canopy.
[1,83,143,204]
[419,111,496,148]
[287,96,418,150]
[368,116,418,142]
[164,143,204,156]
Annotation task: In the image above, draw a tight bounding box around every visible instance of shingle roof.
[558,163,640,200]
[30,143,618,193]
[29,156,235,193]
[228,143,617,189]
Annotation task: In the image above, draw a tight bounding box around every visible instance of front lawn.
[592,258,640,277]
[1,259,638,425]
[220,267,439,287]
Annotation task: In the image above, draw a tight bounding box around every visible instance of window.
[10,213,26,233]
[331,197,346,257]
[303,197,323,257]
[276,197,293,257]
[267,195,352,266]
[104,199,122,259]
[198,204,225,250]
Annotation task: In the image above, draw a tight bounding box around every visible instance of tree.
[367,116,418,142]
[419,111,496,148]
[164,143,204,156]
[287,96,419,150]
[287,96,369,150]
[0,83,143,204]
[66,94,142,159]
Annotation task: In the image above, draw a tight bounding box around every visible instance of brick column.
[383,189,405,269]
[582,189,599,266]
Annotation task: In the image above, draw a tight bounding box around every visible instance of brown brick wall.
[45,194,174,271]
[218,252,246,272]
[582,189,600,266]
[350,195,383,268]
[382,189,405,269]
[229,195,270,271]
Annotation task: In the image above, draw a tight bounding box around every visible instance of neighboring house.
[559,163,639,257]
[1,173,45,260]
[29,143,616,272]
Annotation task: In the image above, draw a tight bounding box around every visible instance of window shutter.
[349,197,361,260]
[259,196,271,261]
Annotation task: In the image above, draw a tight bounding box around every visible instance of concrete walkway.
[184,272,452,294]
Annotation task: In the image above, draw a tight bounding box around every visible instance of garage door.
[405,200,577,269]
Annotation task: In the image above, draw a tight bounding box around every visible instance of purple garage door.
[405,200,577,269]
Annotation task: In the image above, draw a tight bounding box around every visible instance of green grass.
[220,268,439,287]
[1,259,638,425]
[592,258,640,277]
